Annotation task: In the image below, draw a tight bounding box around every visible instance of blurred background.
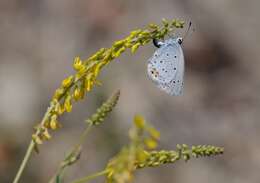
[1,0,260,182]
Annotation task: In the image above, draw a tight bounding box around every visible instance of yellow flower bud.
[145,138,158,149]
[113,46,126,58]
[73,87,81,101]
[148,127,160,140]
[134,115,145,129]
[94,62,106,77]
[131,43,141,53]
[73,57,84,71]
[149,23,159,29]
[50,114,60,130]
[62,76,74,88]
[42,129,51,140]
[53,88,64,100]
[64,95,72,112]
[113,40,125,47]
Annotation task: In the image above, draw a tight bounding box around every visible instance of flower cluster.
[103,117,223,183]
[31,19,185,148]
[86,90,120,126]
[105,115,160,183]
[136,144,224,169]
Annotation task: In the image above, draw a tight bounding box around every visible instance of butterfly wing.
[147,44,180,84]
[156,43,185,96]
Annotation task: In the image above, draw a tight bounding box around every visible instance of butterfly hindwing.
[148,37,185,96]
[147,43,180,83]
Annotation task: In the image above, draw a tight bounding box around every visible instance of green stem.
[13,141,35,183]
[71,170,109,183]
[77,125,92,148]
[13,106,54,183]
[48,125,92,183]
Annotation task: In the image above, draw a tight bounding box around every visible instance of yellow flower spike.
[134,115,145,129]
[62,75,74,88]
[64,95,72,112]
[131,43,141,53]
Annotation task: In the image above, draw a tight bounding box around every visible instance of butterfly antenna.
[183,21,193,41]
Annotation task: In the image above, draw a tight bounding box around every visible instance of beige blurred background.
[1,0,260,182]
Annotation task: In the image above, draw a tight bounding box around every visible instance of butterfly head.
[176,37,183,45]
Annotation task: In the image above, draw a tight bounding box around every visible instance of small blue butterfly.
[147,22,192,96]
[147,37,185,96]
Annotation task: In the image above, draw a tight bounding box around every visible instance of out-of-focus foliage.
[72,115,223,183]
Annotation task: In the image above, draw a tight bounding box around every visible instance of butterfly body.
[147,37,184,96]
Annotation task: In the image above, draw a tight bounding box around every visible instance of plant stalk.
[13,106,54,183]
[71,170,109,183]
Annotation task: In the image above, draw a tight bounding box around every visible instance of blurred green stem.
[71,170,109,183]
[48,125,92,183]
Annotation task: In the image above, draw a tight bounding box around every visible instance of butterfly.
[147,37,185,96]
